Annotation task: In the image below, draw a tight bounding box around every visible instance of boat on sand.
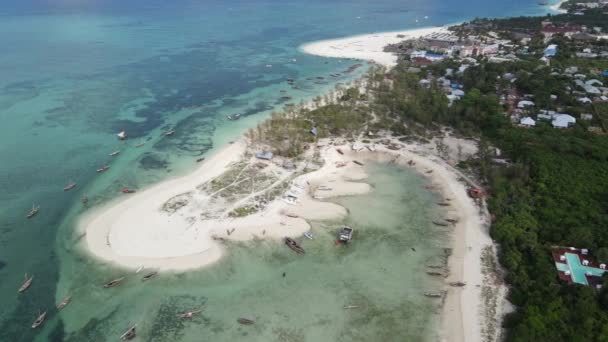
[284,237,305,254]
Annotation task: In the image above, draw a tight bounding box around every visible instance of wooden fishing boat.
[436,202,450,207]
[179,309,202,319]
[426,271,443,276]
[142,271,158,281]
[103,277,125,288]
[336,148,344,155]
[449,281,467,287]
[19,274,33,293]
[26,205,40,219]
[135,141,146,148]
[109,150,120,157]
[426,170,434,174]
[424,292,443,298]
[121,187,136,194]
[135,266,144,274]
[285,213,299,218]
[445,218,459,224]
[196,157,205,163]
[120,325,136,341]
[352,160,364,166]
[343,305,360,309]
[237,318,255,325]
[96,165,110,173]
[31,311,47,329]
[63,182,77,191]
[164,129,175,136]
[56,296,71,310]
[284,237,305,254]
[432,221,449,227]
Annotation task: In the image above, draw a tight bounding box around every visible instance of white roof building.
[578,97,592,104]
[517,100,535,108]
[552,114,576,128]
[520,117,536,126]
[452,89,465,97]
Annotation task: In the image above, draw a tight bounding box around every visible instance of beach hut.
[600,264,606,270]
[520,117,536,127]
[564,270,571,276]
[577,97,592,104]
[582,248,589,255]
[582,260,590,266]
[255,151,273,160]
[309,127,318,136]
[560,255,566,261]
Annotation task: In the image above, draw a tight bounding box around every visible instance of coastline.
[77,26,503,342]
[550,0,568,13]
[300,26,451,68]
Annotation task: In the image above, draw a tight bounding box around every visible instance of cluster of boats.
[25,128,182,219]
[18,268,159,332]
[283,226,354,255]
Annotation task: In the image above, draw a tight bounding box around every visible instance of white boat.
[117,131,127,140]
[337,226,354,244]
[303,231,313,240]
[109,150,120,157]
[135,266,144,274]
[31,311,47,329]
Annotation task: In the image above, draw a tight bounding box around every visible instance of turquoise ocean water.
[0,0,554,340]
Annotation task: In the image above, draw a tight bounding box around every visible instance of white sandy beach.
[300,26,449,67]
[80,139,369,271]
[79,26,504,342]
[550,0,568,13]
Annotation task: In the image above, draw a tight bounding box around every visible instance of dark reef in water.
[0,260,5,270]
[139,153,170,170]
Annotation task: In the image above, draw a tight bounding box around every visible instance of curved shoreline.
[300,26,451,67]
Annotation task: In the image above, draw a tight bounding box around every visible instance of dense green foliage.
[378,11,608,341]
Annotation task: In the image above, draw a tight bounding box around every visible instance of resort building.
[552,247,607,289]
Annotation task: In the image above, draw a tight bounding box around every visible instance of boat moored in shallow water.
[31,311,47,329]
[96,165,110,173]
[103,277,125,288]
[336,226,354,244]
[237,318,255,325]
[56,296,71,310]
[26,205,40,219]
[19,274,33,293]
[284,237,305,254]
[120,325,136,340]
[63,182,76,191]
[142,271,158,281]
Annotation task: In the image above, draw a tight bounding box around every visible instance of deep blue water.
[0,0,555,341]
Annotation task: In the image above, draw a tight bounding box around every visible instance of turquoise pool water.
[561,253,606,285]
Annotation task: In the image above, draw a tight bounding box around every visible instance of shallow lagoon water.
[58,163,451,342]
[0,0,554,340]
